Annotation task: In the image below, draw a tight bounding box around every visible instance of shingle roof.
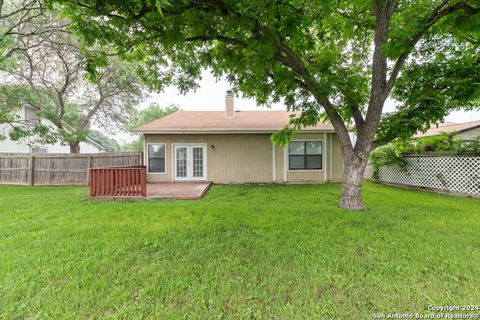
[132,110,335,133]
[413,120,480,138]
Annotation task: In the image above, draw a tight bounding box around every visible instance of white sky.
[148,70,480,118]
[4,68,475,122]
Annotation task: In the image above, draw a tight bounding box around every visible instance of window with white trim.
[31,147,47,154]
[148,144,166,173]
[25,106,38,121]
[289,141,322,170]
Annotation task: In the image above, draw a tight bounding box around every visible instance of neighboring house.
[413,120,480,141]
[0,105,106,153]
[133,91,345,184]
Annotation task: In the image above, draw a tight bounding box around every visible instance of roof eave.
[133,129,337,134]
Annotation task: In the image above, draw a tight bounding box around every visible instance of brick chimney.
[225,90,235,119]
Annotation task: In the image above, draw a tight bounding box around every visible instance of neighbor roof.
[132,110,336,133]
[413,120,480,139]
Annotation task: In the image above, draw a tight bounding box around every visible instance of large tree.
[50,0,480,209]
[0,3,145,152]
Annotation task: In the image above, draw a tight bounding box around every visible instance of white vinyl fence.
[365,156,480,196]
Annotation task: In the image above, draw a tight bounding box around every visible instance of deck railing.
[89,166,147,199]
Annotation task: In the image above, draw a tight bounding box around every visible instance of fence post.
[89,168,94,197]
[141,166,147,197]
[139,151,144,166]
[86,155,93,185]
[28,155,35,186]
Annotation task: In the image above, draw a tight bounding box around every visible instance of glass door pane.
[176,147,188,178]
[192,147,204,178]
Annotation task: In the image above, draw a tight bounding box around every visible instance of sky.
[121,69,480,143]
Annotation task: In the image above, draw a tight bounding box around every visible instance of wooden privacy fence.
[89,166,146,199]
[0,152,142,186]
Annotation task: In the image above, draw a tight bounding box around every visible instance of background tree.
[123,103,179,151]
[50,0,479,209]
[88,129,120,152]
[0,83,57,144]
[1,0,66,66]
[0,5,145,152]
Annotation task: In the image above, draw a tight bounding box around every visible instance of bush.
[412,133,462,153]
[462,137,480,154]
[369,133,480,179]
[370,145,408,180]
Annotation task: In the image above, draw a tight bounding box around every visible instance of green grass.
[0,182,479,319]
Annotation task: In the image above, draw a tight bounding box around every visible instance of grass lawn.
[0,182,479,319]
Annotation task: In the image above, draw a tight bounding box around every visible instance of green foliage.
[377,40,480,143]
[122,137,144,152]
[123,103,179,151]
[0,84,58,144]
[1,183,480,318]
[87,130,121,152]
[413,133,463,152]
[370,143,409,180]
[271,126,295,146]
[6,122,58,145]
[0,84,38,111]
[128,103,179,130]
[370,133,480,180]
[462,136,480,154]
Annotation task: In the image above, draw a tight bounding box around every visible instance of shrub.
[369,133,480,178]
[370,145,408,180]
[412,132,462,153]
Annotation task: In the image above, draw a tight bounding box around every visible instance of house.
[132,91,345,184]
[0,105,106,153]
[413,120,480,141]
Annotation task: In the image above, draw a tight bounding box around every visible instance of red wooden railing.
[89,166,147,199]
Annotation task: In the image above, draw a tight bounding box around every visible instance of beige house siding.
[330,133,344,181]
[273,144,284,183]
[144,132,344,184]
[144,134,273,183]
[455,127,480,140]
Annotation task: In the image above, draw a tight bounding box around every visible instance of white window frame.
[286,139,324,172]
[30,146,48,154]
[171,143,208,182]
[146,143,167,174]
[24,106,38,121]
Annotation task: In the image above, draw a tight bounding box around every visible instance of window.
[31,147,47,154]
[289,141,322,170]
[148,144,166,173]
[1,126,10,136]
[25,106,38,121]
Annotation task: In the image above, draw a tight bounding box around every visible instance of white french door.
[173,145,207,181]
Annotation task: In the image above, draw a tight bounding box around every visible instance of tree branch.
[350,105,365,130]
[184,34,246,46]
[386,0,479,93]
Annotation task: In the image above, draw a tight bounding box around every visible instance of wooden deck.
[88,165,212,200]
[146,182,212,200]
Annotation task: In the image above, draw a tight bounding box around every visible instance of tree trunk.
[340,156,369,210]
[69,142,80,153]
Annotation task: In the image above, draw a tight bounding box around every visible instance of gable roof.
[85,135,108,151]
[132,110,335,133]
[413,120,480,139]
